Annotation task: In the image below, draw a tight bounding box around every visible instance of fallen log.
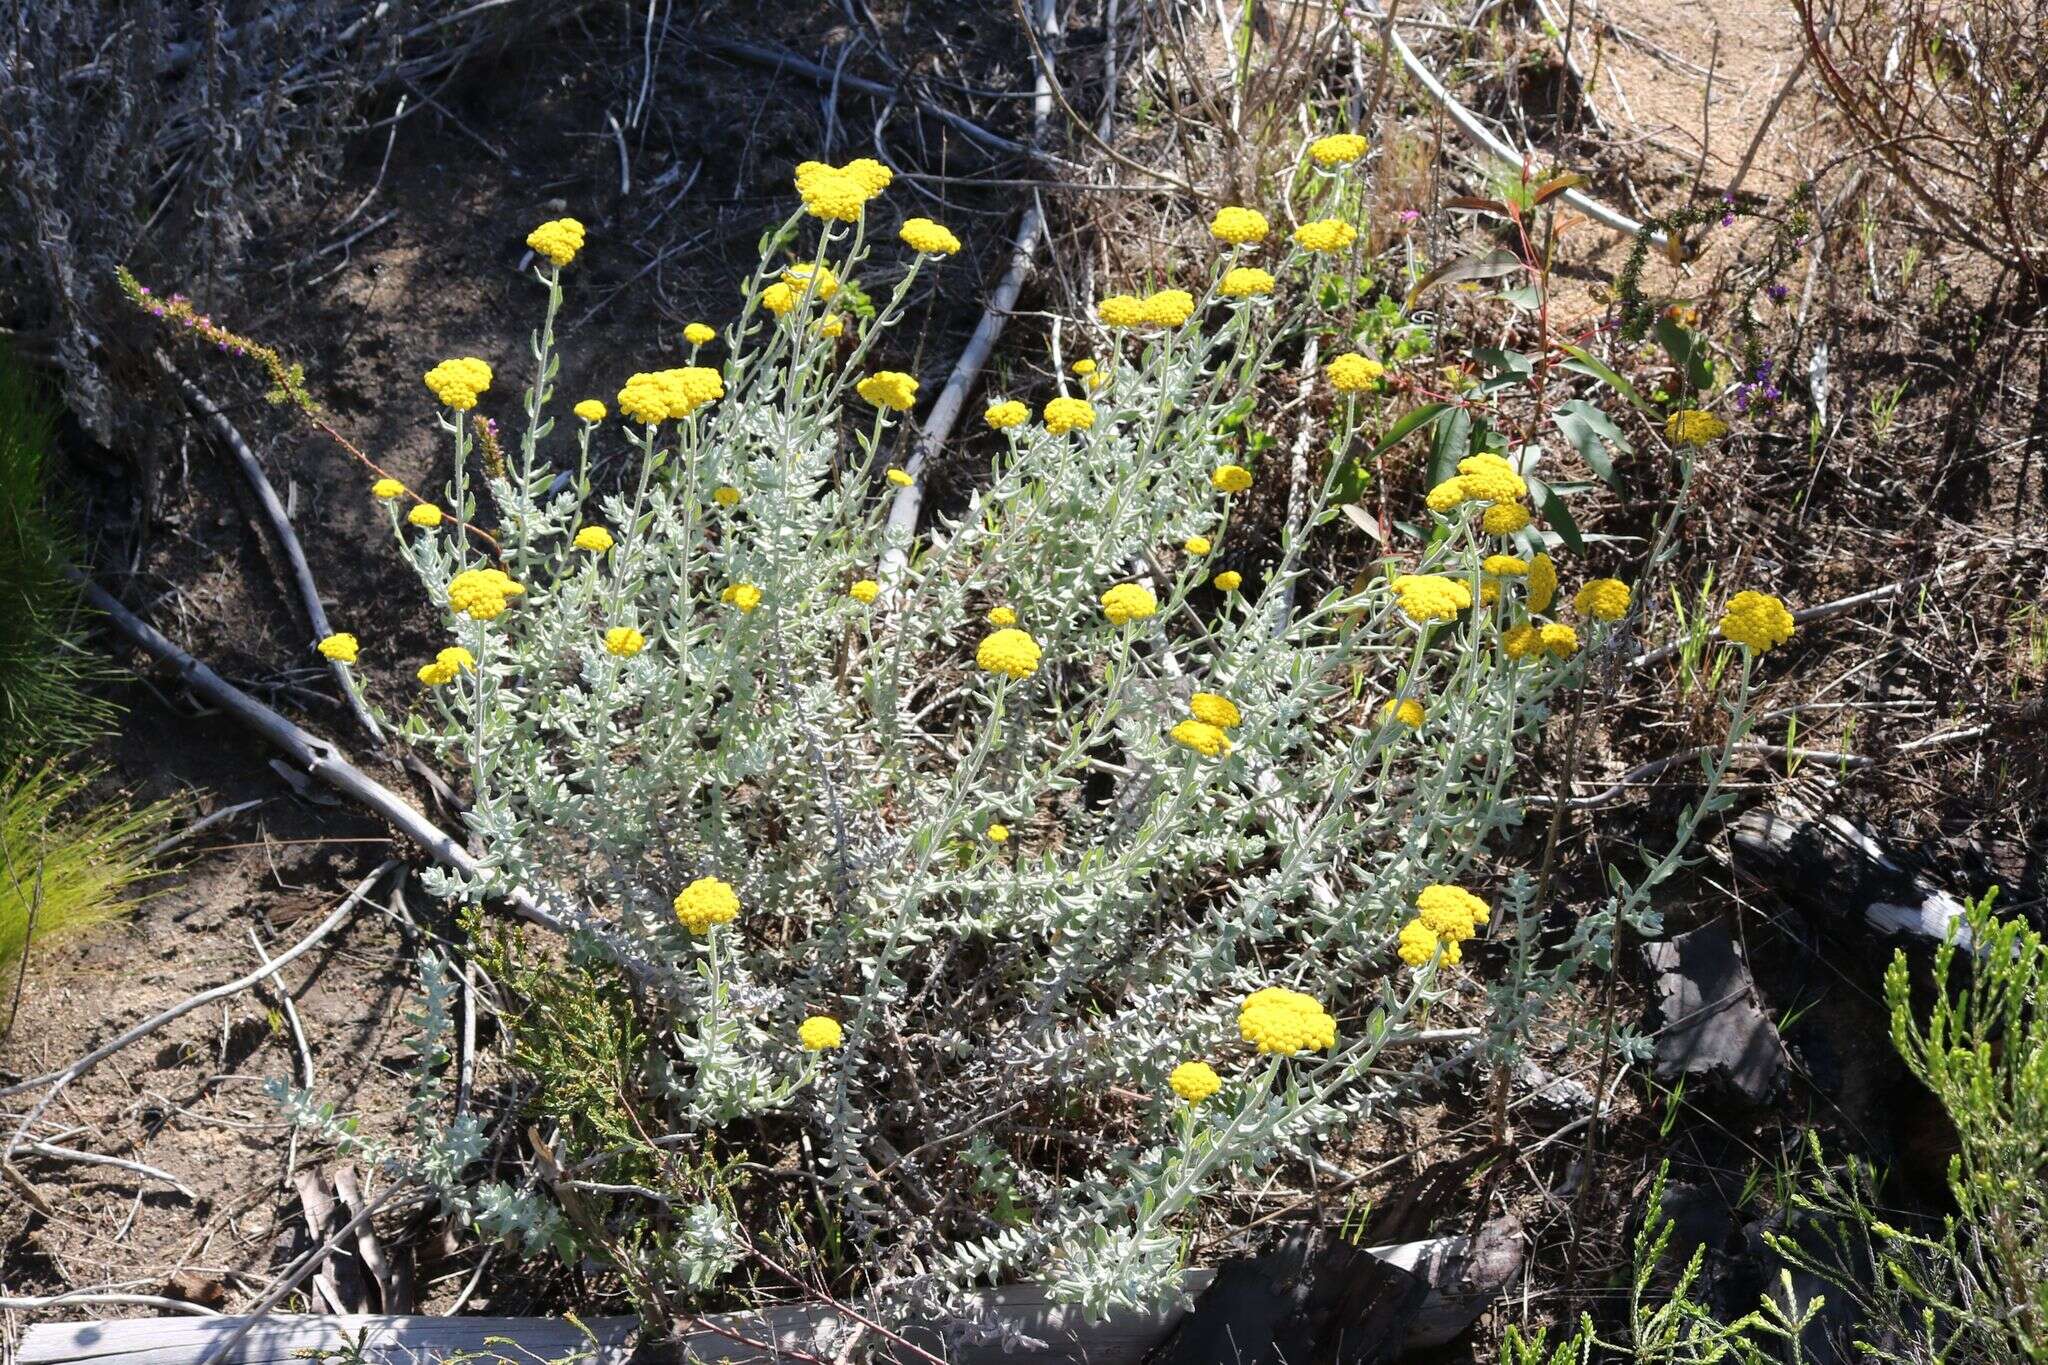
[1644,920,1787,1105]
[1730,795,1974,948]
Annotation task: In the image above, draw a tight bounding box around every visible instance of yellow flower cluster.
[1213,570,1243,592]
[448,568,526,621]
[1209,206,1270,244]
[1100,583,1158,625]
[795,157,890,221]
[1575,577,1631,621]
[1483,554,1529,577]
[713,485,742,507]
[816,314,845,338]
[423,357,493,410]
[525,218,585,267]
[1218,267,1276,298]
[417,645,475,687]
[857,371,919,411]
[1170,718,1232,757]
[899,217,962,255]
[604,626,645,657]
[798,1016,844,1051]
[1528,553,1558,613]
[984,399,1029,430]
[1381,697,1426,728]
[573,399,606,423]
[317,633,358,664]
[986,822,1010,843]
[1291,219,1356,252]
[1325,353,1385,393]
[409,504,445,528]
[1043,397,1096,434]
[1096,295,1147,328]
[1238,987,1337,1056]
[848,579,880,604]
[1482,503,1531,535]
[1392,573,1472,623]
[1397,885,1490,968]
[986,605,1018,626]
[618,366,724,424]
[1308,133,1369,166]
[673,875,740,934]
[1189,691,1241,729]
[1666,409,1730,448]
[372,477,405,499]
[886,466,914,487]
[684,322,716,346]
[1504,622,1577,661]
[783,262,839,301]
[1719,590,1795,653]
[722,583,763,613]
[1211,464,1253,492]
[1144,289,1197,327]
[1169,1060,1222,1104]
[1183,535,1212,556]
[574,526,615,553]
[977,627,1042,679]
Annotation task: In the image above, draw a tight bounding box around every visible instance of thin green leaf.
[1403,250,1524,311]
[1529,475,1586,554]
[1553,398,1632,489]
[1559,343,1649,412]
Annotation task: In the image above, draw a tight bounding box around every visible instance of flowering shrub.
[135,147,1799,1330]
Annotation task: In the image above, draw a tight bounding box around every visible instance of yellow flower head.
[1381,697,1426,728]
[1218,266,1276,298]
[798,1015,844,1051]
[986,605,1018,626]
[984,399,1029,430]
[1425,478,1471,514]
[1141,289,1197,328]
[448,567,526,621]
[1071,358,1096,376]
[1183,535,1212,556]
[1483,554,1529,577]
[899,217,961,255]
[641,366,723,418]
[797,167,869,222]
[1482,502,1532,536]
[886,466,915,487]
[858,371,920,411]
[1169,1060,1223,1104]
[1666,409,1730,448]
[1416,884,1490,943]
[673,876,740,934]
[423,357,493,410]
[573,399,606,423]
[1502,623,1541,660]
[1308,132,1369,166]
[1392,573,1472,623]
[616,374,672,425]
[1209,206,1270,245]
[1189,691,1241,729]
[1719,590,1795,653]
[372,477,405,499]
[604,626,646,657]
[1291,218,1357,253]
[1213,570,1243,592]
[1237,986,1337,1056]
[1100,583,1158,625]
[721,583,763,613]
[417,645,475,687]
[408,503,445,528]
[1575,577,1631,621]
[684,322,716,346]
[840,157,893,195]
[1211,464,1253,493]
[1397,918,1441,967]
[761,282,798,316]
[1528,553,1559,613]
[782,262,839,300]
[1169,718,1232,758]
[574,526,615,553]
[986,822,1010,844]
[1539,622,1580,657]
[1096,294,1147,328]
[1043,397,1097,434]
[1456,452,1528,503]
[525,218,586,267]
[849,579,881,604]
[713,485,742,507]
[317,633,359,664]
[1326,353,1385,393]
[976,627,1042,679]
[815,314,845,339]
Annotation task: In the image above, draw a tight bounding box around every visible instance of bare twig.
[15,1140,197,1200]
